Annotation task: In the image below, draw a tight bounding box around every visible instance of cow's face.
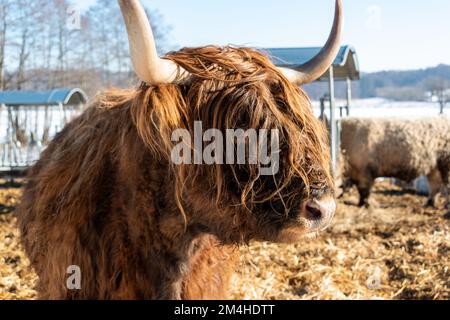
[119,0,341,243]
[164,46,335,243]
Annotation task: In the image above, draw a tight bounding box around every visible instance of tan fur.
[341,117,450,206]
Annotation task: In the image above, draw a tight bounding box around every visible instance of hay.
[0,180,448,300]
[0,186,38,300]
[230,181,450,300]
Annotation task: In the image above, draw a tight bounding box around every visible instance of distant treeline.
[304,64,450,101]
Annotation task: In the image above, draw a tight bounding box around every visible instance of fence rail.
[0,103,82,173]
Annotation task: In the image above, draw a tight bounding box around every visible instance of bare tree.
[0,0,12,90]
[0,0,171,96]
[423,76,450,114]
[7,0,44,89]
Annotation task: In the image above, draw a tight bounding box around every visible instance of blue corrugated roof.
[266,45,351,67]
[265,45,360,81]
[0,88,87,106]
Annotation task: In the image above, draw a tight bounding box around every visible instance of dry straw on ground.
[0,179,449,300]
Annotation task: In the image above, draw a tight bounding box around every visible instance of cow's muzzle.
[299,195,336,232]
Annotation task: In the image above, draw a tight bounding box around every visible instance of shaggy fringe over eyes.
[102,46,332,218]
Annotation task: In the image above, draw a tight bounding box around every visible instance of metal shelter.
[266,45,360,173]
[0,88,87,173]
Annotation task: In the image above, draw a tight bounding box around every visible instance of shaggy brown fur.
[341,117,450,207]
[17,46,333,299]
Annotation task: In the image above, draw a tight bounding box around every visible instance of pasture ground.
[0,179,449,300]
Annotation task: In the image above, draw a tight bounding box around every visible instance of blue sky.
[75,0,450,72]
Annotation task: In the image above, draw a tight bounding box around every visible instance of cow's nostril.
[301,197,336,226]
[305,202,323,220]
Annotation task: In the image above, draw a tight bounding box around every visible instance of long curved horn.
[278,0,343,85]
[118,0,187,84]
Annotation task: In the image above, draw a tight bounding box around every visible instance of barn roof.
[0,88,88,106]
[265,45,360,81]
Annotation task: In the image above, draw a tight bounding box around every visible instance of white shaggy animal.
[340,117,450,207]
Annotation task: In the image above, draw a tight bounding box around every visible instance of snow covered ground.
[312,98,450,119]
[0,98,449,170]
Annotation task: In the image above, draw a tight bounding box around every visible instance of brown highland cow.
[17,0,341,299]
